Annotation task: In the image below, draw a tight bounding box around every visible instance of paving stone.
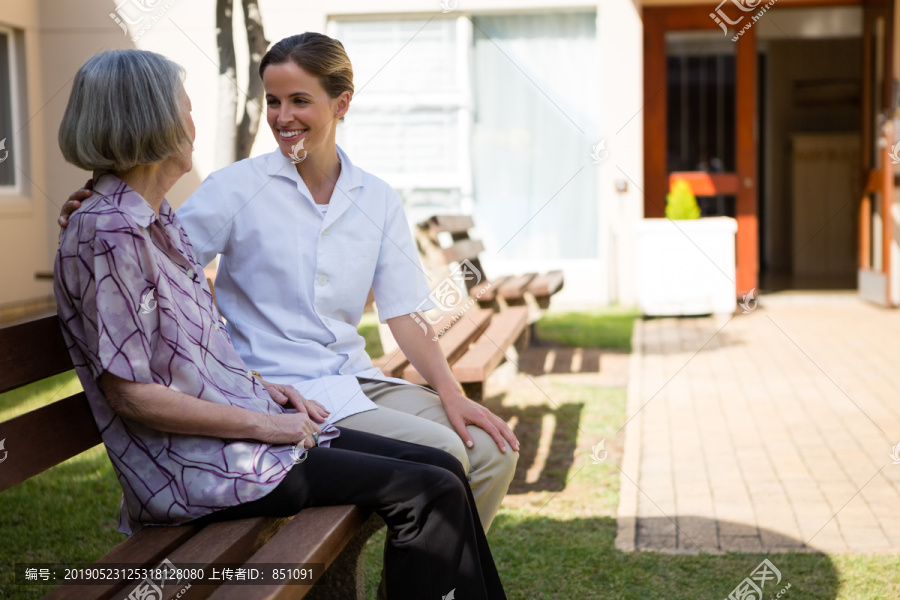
[622,300,900,554]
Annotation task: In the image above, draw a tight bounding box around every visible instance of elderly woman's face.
[175,86,195,173]
[263,62,346,161]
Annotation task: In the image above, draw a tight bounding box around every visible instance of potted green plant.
[665,178,701,220]
[634,178,738,316]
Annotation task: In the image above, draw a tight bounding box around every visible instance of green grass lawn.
[534,307,640,351]
[359,377,900,599]
[360,306,641,357]
[3,312,900,599]
[357,312,384,359]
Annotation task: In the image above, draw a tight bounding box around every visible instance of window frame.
[0,24,24,200]
[327,15,474,214]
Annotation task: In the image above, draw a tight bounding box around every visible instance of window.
[330,17,471,222]
[330,13,600,260]
[0,26,20,192]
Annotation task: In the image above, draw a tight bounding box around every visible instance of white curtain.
[471,13,599,260]
[333,18,465,210]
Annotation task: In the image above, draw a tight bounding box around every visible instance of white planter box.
[634,217,738,316]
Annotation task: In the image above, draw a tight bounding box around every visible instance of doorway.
[643,4,758,297]
[643,1,873,299]
[756,6,863,292]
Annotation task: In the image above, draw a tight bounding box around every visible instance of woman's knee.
[388,464,470,544]
[469,428,518,476]
[496,443,519,476]
[426,429,470,474]
[403,442,469,485]
[414,462,469,503]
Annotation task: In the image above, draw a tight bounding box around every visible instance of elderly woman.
[60,32,518,535]
[54,49,507,600]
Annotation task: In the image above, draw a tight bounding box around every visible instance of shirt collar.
[265,144,364,192]
[93,173,168,229]
[335,144,363,191]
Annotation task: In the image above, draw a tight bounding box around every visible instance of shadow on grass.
[0,447,122,600]
[484,395,584,494]
[487,514,839,600]
[361,513,841,599]
[519,344,608,375]
[0,441,846,600]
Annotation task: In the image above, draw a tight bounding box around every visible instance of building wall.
[0,2,46,313]
[0,0,645,314]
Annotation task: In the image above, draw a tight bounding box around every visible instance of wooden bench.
[372,305,530,402]
[415,215,565,314]
[0,316,383,600]
[368,215,551,400]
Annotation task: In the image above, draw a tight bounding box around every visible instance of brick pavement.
[615,295,900,553]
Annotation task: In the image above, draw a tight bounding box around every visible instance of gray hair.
[58,50,191,172]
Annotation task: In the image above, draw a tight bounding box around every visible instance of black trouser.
[193,428,507,600]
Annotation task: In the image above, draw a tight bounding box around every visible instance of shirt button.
[186,268,195,279]
[316,274,328,286]
[213,321,221,331]
[323,228,330,235]
[246,370,254,380]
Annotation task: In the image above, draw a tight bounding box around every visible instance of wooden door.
[858,0,896,306]
[643,5,758,298]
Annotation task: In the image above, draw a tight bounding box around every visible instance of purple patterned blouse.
[54,174,296,535]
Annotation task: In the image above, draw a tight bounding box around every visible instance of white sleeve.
[372,189,436,322]
[176,172,236,268]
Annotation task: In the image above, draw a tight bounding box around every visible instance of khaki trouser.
[335,378,518,532]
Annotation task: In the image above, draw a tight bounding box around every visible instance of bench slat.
[468,280,497,309]
[371,347,409,379]
[156,517,291,600]
[402,309,493,384]
[475,275,512,304]
[0,393,101,493]
[452,307,528,383]
[0,315,73,394]
[526,269,565,298]
[498,273,537,301]
[421,215,475,238]
[469,279,492,299]
[43,525,200,600]
[207,505,368,600]
[441,239,484,264]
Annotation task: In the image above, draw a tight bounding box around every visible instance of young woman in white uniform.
[61,32,518,533]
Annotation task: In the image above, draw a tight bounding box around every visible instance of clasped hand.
[260,379,329,449]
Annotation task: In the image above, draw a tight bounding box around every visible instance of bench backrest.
[415,215,488,294]
[0,316,102,493]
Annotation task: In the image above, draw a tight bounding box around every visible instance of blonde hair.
[259,32,354,101]
[59,50,191,172]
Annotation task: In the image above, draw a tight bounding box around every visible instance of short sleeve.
[56,219,160,384]
[371,189,436,322]
[177,173,236,268]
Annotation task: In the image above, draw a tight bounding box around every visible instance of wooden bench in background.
[372,306,530,402]
[367,213,566,400]
[0,316,383,600]
[415,215,565,315]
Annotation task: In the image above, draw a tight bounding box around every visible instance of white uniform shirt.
[177,146,435,422]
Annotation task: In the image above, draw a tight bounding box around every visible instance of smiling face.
[262,61,350,161]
